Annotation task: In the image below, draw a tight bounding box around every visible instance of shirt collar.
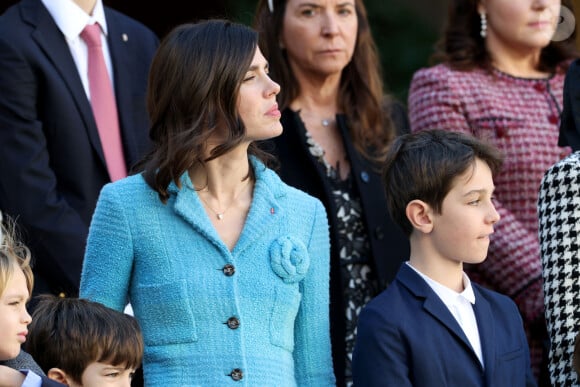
[406,262,476,305]
[41,0,107,40]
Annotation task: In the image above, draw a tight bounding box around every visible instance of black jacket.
[0,0,159,297]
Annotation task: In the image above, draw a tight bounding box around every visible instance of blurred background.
[1,0,578,104]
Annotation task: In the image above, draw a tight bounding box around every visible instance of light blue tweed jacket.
[79,157,335,387]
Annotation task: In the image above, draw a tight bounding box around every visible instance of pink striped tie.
[80,23,127,182]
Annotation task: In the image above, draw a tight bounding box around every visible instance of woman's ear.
[406,199,434,234]
[47,368,71,385]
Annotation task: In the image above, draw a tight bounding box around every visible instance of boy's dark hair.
[383,129,503,236]
[25,295,143,384]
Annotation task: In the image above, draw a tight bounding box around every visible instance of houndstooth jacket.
[538,151,580,387]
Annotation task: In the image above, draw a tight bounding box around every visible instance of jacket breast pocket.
[496,346,526,385]
[471,115,524,140]
[132,279,198,346]
[269,284,302,352]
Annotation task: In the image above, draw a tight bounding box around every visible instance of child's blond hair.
[0,211,33,296]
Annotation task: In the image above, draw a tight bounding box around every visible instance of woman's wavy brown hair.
[253,0,397,163]
[135,20,273,203]
[432,0,578,72]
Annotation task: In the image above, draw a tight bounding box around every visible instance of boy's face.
[430,158,500,265]
[69,362,136,387]
[0,268,31,360]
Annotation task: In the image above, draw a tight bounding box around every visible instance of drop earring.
[480,12,487,38]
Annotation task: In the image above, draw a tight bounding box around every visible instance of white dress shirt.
[407,262,484,367]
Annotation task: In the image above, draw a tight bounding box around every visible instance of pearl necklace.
[198,180,251,221]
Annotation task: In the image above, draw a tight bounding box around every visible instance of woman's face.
[237,47,282,142]
[281,0,358,79]
[479,0,561,55]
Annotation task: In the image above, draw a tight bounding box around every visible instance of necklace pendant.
[217,213,224,220]
[321,119,330,127]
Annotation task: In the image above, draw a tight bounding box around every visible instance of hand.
[0,365,25,387]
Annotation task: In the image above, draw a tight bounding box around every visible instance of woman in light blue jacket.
[79,19,335,387]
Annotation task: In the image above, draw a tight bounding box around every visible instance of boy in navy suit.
[352,130,536,386]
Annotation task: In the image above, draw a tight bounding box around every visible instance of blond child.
[0,211,63,386]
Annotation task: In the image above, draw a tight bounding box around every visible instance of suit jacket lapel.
[472,287,496,382]
[22,0,106,165]
[399,264,483,368]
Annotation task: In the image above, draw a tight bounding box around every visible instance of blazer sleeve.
[408,67,544,325]
[79,183,133,312]
[0,34,87,294]
[538,153,580,386]
[294,200,336,386]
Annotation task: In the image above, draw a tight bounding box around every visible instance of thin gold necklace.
[198,180,251,221]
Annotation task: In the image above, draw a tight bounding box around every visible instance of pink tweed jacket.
[408,63,570,378]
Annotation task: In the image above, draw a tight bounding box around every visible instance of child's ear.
[406,199,434,234]
[47,368,71,385]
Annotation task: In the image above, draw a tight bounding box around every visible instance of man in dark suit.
[559,59,580,152]
[0,0,158,298]
[353,130,536,387]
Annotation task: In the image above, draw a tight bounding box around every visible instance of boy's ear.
[406,199,434,234]
[47,368,71,385]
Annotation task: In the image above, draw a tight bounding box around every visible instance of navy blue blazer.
[352,264,537,387]
[0,0,158,296]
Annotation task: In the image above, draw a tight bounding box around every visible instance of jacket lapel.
[171,172,229,256]
[472,287,496,382]
[233,158,284,256]
[170,158,283,256]
[23,0,106,165]
[399,264,483,367]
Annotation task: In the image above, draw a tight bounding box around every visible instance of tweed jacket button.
[226,317,240,329]
[222,264,235,276]
[230,368,243,381]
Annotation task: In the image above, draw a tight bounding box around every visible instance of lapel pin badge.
[122,33,128,42]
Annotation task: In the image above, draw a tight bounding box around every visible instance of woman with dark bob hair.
[408,0,578,385]
[79,19,335,386]
[253,1,410,385]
